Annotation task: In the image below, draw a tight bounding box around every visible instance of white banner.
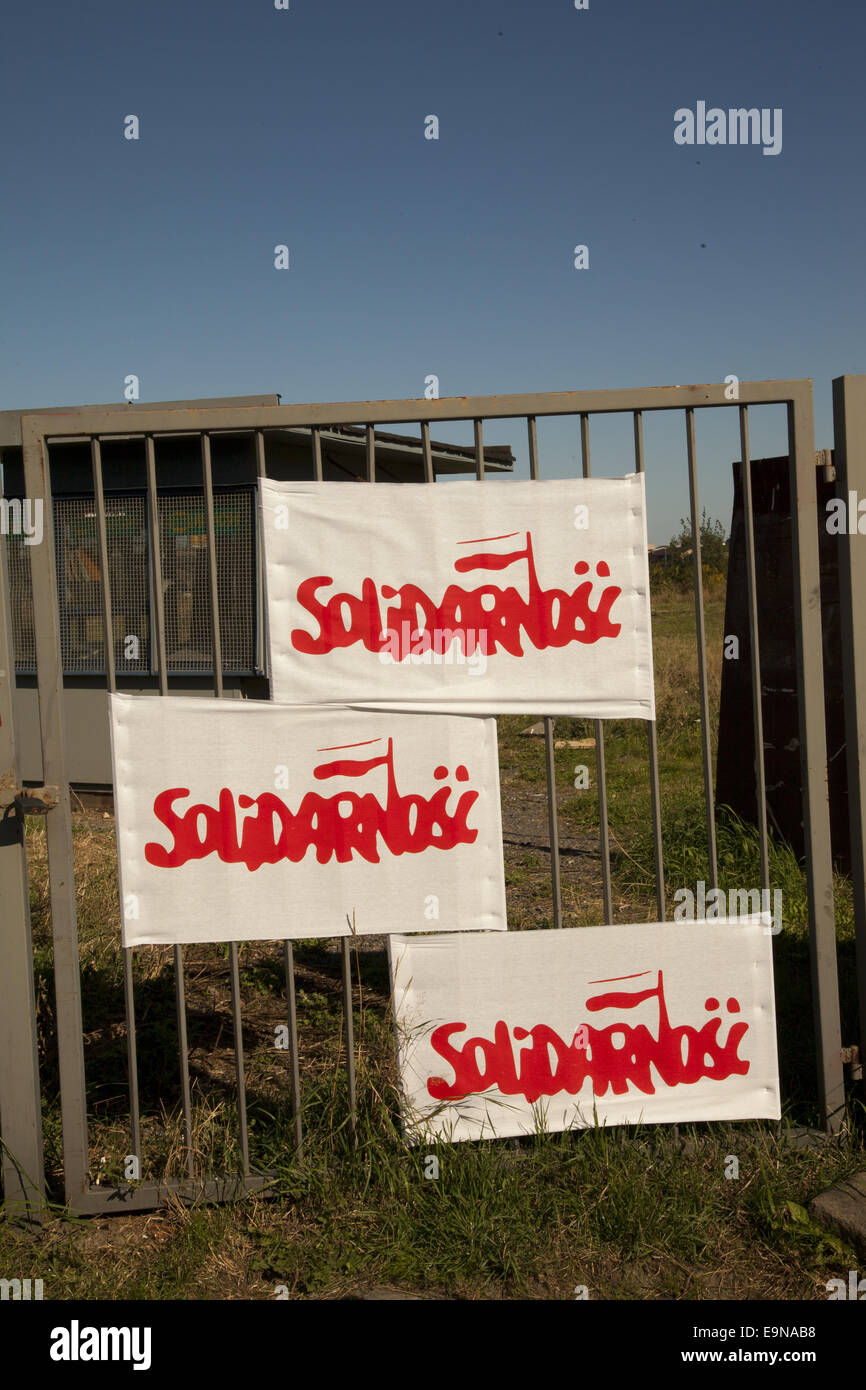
[389,921,780,1142]
[261,475,655,716]
[110,695,506,946]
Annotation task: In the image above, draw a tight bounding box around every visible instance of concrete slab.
[809,1170,866,1258]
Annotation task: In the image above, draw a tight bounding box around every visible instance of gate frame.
[1,378,848,1218]
[832,374,866,1082]
[0,514,45,1222]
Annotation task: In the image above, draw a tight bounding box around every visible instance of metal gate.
[1,379,860,1221]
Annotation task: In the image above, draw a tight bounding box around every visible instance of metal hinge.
[0,792,55,847]
[818,447,836,483]
[841,1045,863,1081]
[0,777,61,810]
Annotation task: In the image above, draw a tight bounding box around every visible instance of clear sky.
[2,0,864,544]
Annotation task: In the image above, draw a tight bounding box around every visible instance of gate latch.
[0,793,53,847]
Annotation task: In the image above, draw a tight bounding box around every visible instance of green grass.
[2,1034,863,1300]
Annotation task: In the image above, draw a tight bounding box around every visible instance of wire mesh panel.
[6,529,36,669]
[157,490,256,674]
[55,496,151,675]
[9,490,256,676]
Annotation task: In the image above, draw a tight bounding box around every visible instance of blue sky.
[2,0,863,544]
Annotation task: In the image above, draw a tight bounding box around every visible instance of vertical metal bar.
[92,439,141,1169]
[228,942,250,1176]
[833,374,866,1096]
[0,525,46,1220]
[474,419,485,481]
[171,967,193,1173]
[283,941,303,1155]
[343,428,367,1140]
[254,431,267,678]
[527,416,563,929]
[579,413,591,476]
[526,414,540,479]
[202,434,250,1174]
[787,388,842,1130]
[634,411,665,918]
[145,436,194,1174]
[91,441,117,693]
[580,414,613,922]
[145,438,169,699]
[263,426,305,1146]
[201,434,224,699]
[633,410,644,470]
[259,424,303,1150]
[341,937,358,1146]
[738,407,770,897]
[420,421,434,485]
[311,426,323,482]
[594,728,613,923]
[21,417,89,1204]
[365,424,375,484]
[120,971,142,1169]
[685,408,719,891]
[541,729,564,930]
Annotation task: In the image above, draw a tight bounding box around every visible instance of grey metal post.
[685,408,718,891]
[832,374,866,1092]
[283,941,303,1156]
[788,390,845,1129]
[0,530,46,1220]
[634,410,665,918]
[341,937,358,1147]
[579,413,613,922]
[201,434,224,699]
[311,427,324,483]
[20,415,90,1205]
[366,425,375,483]
[91,438,142,1169]
[201,434,250,1176]
[738,408,770,898]
[338,424,374,1142]
[474,419,485,481]
[420,422,435,485]
[145,435,194,1174]
[258,429,304,1153]
[255,431,269,678]
[686,408,722,889]
[526,415,563,929]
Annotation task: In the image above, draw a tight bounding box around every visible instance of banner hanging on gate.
[110,694,506,947]
[260,475,655,716]
[388,921,780,1142]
